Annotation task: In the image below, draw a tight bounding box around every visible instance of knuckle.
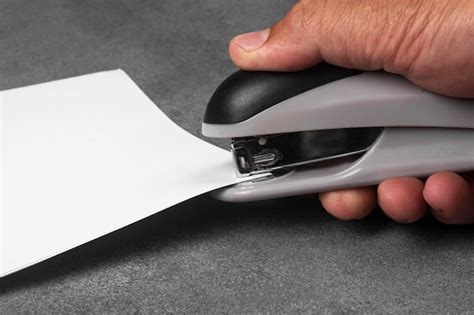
[285,0,320,34]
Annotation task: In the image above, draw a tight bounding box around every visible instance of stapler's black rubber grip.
[204,63,362,124]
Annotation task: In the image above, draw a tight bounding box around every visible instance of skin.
[228,0,474,224]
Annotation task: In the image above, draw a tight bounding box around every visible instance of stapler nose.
[230,128,382,177]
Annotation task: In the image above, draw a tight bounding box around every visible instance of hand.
[228,0,474,224]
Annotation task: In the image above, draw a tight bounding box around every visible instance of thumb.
[229,4,323,71]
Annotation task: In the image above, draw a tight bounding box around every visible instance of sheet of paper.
[0,70,257,277]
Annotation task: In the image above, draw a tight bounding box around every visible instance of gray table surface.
[1,0,473,313]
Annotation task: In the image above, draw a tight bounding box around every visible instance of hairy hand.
[229,0,474,224]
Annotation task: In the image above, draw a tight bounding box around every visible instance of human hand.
[228,0,474,224]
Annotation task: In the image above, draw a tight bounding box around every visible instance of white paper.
[0,70,256,277]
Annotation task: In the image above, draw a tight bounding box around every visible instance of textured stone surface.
[0,0,473,313]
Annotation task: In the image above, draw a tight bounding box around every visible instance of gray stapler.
[202,63,474,202]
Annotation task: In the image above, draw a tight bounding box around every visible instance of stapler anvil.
[202,63,474,202]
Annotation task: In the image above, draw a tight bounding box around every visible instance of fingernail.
[233,28,270,52]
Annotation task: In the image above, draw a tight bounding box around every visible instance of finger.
[423,172,474,224]
[377,177,427,223]
[229,2,323,71]
[319,187,377,221]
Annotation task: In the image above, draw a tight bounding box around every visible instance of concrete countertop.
[1,0,473,312]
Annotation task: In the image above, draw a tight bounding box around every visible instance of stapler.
[202,63,474,202]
